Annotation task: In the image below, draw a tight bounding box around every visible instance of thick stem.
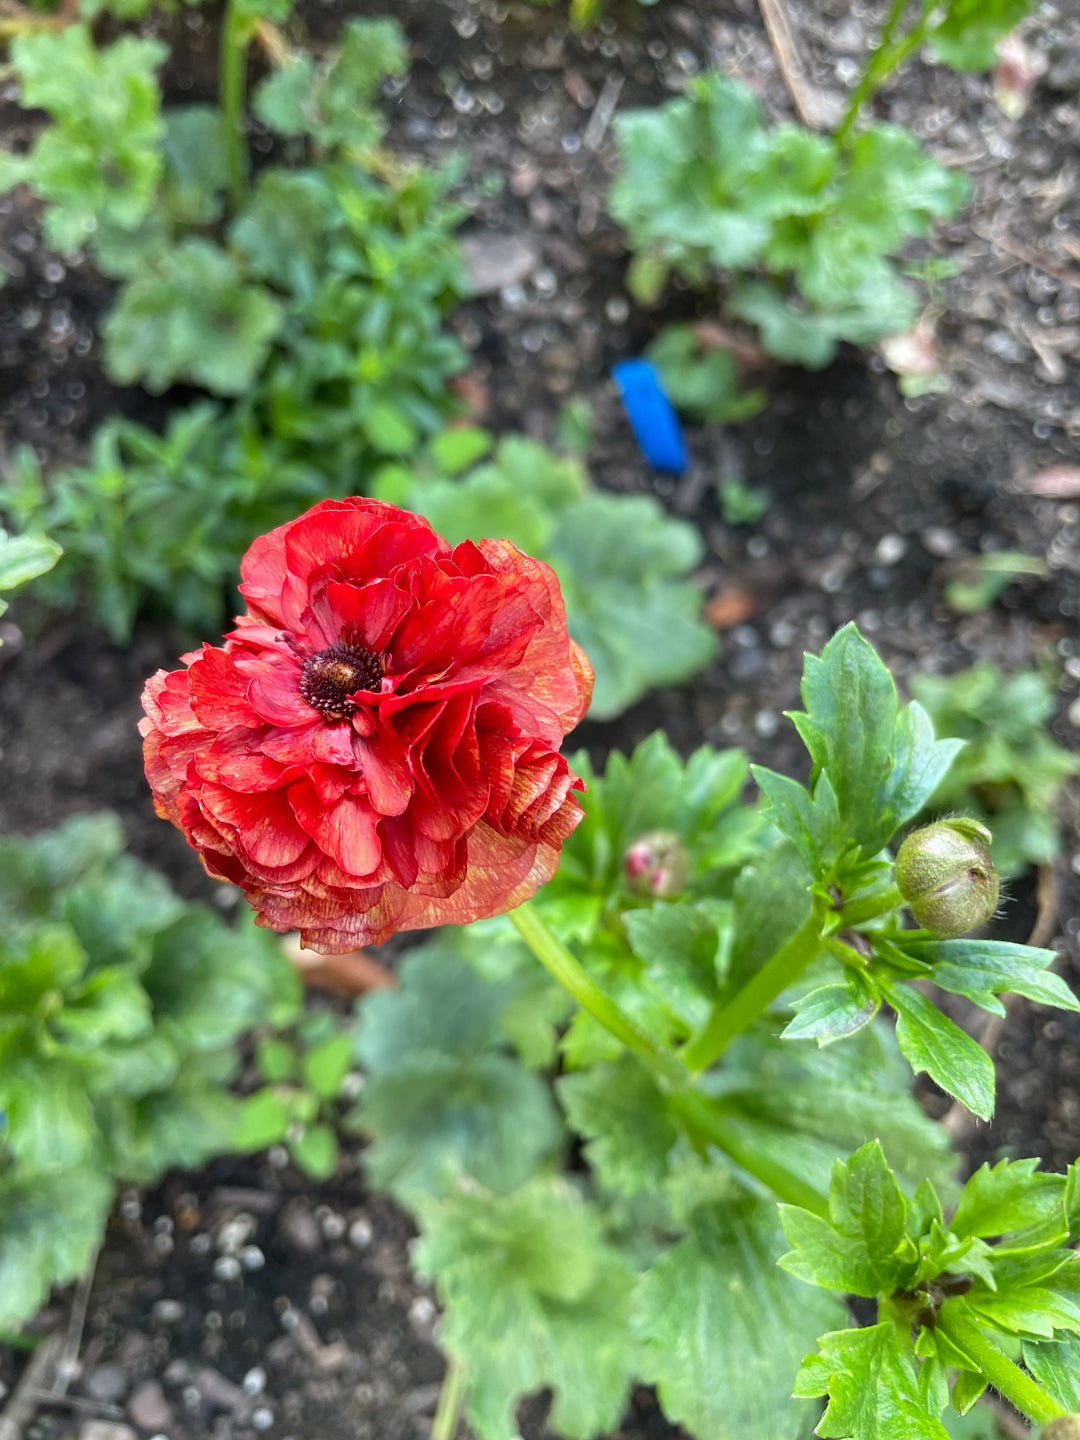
[834,0,915,145]
[935,1305,1067,1426]
[220,0,248,212]
[509,902,689,1092]
[432,1356,467,1440]
[669,1092,829,1215]
[680,907,825,1073]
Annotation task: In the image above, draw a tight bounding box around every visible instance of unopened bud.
[624,830,690,900]
[895,820,999,938]
[1040,1418,1080,1440]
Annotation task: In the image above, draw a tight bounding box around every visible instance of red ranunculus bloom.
[140,499,593,951]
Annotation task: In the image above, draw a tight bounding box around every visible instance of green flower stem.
[935,1305,1067,1426]
[220,0,249,212]
[432,1356,467,1440]
[669,1091,829,1216]
[679,906,825,1074]
[509,902,689,1092]
[834,0,926,146]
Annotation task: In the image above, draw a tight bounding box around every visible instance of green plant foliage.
[374,435,718,717]
[0,813,302,1330]
[354,946,563,1200]
[236,161,468,479]
[636,1195,846,1439]
[0,26,167,256]
[784,1143,1080,1438]
[610,73,967,368]
[909,662,1080,877]
[104,239,285,394]
[0,529,61,619]
[645,323,767,424]
[1,411,324,641]
[926,0,1039,71]
[341,626,1080,1438]
[253,17,407,151]
[413,1177,639,1440]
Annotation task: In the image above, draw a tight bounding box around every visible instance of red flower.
[140,499,593,951]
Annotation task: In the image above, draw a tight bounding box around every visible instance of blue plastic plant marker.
[613,359,687,474]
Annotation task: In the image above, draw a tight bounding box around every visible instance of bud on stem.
[624,830,690,900]
[895,820,999,938]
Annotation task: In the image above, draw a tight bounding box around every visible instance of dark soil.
[1,1,1079,1437]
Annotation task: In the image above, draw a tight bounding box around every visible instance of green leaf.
[256,1037,296,1083]
[796,1323,951,1439]
[636,1196,846,1439]
[622,900,724,1030]
[792,622,899,857]
[885,983,995,1121]
[729,281,839,369]
[1023,1334,1080,1409]
[752,764,844,874]
[144,910,300,1051]
[927,0,1038,71]
[301,1031,354,1101]
[558,1056,678,1196]
[413,1178,637,1440]
[162,105,227,225]
[291,1123,339,1180]
[951,1159,1066,1241]
[724,841,815,1000]
[0,530,62,595]
[235,1088,292,1152]
[364,400,419,455]
[252,18,406,151]
[899,939,1079,1018]
[878,701,964,835]
[356,947,561,1198]
[0,1168,113,1331]
[782,974,880,1046]
[779,1140,914,1297]
[645,323,766,424]
[551,491,717,718]
[360,1051,560,1201]
[0,1060,98,1170]
[118,1075,243,1181]
[5,27,166,255]
[427,426,493,476]
[103,239,284,396]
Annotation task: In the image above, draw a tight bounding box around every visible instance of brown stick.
[756,0,832,130]
[0,1333,63,1440]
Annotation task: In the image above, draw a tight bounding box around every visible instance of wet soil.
[1,1,1079,1437]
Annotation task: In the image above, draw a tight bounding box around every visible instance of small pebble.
[349,1218,374,1249]
[873,534,907,566]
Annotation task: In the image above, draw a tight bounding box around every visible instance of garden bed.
[1,0,1079,1437]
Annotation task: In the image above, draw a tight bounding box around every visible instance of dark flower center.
[300,643,383,719]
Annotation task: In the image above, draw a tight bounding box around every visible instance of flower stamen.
[300,643,382,719]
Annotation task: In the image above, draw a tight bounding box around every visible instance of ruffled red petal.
[141,498,591,952]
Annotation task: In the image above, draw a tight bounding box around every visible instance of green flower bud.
[895,820,999,938]
[624,830,690,900]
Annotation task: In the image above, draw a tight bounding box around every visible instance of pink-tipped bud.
[624,830,690,900]
[895,819,999,938]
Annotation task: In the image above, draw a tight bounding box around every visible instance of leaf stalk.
[934,1304,1068,1426]
[220,0,249,212]
[509,902,689,1092]
[680,904,826,1073]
